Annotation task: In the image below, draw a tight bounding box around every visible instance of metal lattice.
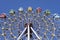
[0,7,60,40]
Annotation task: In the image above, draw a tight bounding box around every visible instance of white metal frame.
[28,24,30,40]
[17,27,27,40]
[17,24,42,40]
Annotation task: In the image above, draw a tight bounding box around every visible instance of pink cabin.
[0,13,6,18]
[36,7,42,13]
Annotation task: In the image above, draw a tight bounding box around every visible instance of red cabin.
[0,13,6,18]
[36,7,42,13]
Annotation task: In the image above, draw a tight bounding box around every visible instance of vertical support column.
[28,24,30,40]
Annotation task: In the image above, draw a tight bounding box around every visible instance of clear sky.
[0,0,60,40]
[0,0,60,15]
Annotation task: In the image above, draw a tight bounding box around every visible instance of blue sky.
[0,0,60,15]
[0,0,60,40]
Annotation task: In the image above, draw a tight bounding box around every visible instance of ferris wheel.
[0,7,60,40]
